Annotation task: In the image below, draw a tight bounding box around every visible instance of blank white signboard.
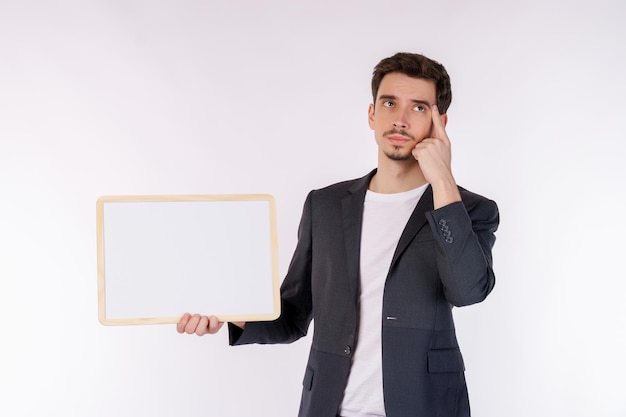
[96,194,280,325]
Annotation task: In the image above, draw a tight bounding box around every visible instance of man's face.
[368,72,445,162]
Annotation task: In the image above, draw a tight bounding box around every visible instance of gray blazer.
[230,169,499,417]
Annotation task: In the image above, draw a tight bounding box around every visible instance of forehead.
[377,72,437,101]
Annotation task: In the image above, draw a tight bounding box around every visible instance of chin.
[384,151,413,162]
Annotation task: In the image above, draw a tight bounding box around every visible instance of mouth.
[385,132,413,146]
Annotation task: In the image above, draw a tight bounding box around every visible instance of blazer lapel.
[341,170,375,299]
[390,185,433,268]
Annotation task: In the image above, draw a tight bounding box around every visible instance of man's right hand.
[176,313,224,336]
[176,313,245,336]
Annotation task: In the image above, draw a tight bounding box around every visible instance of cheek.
[427,122,435,136]
[411,114,433,135]
[369,112,389,132]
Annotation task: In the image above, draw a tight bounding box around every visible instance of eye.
[413,105,425,112]
[382,101,394,108]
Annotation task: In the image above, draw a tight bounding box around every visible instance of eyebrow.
[378,95,432,107]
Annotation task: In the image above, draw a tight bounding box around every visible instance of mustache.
[383,128,415,141]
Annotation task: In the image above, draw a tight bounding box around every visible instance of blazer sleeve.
[229,191,315,346]
[425,196,499,307]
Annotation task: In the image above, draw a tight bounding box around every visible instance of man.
[177,52,499,417]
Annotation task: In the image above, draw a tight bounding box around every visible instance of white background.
[1,1,625,416]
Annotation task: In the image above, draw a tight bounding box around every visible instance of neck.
[369,154,427,194]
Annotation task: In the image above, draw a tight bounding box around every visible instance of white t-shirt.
[339,184,428,417]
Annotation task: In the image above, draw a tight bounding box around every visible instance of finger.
[431,104,449,143]
[184,313,202,334]
[208,315,225,334]
[176,313,191,334]
[412,138,438,155]
[196,315,210,336]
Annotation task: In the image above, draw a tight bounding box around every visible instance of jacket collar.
[391,186,433,268]
[341,169,376,300]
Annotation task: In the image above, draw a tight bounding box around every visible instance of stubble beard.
[384,146,413,162]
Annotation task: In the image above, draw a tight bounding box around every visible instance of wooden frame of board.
[96,194,280,325]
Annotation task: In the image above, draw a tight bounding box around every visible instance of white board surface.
[96,194,280,325]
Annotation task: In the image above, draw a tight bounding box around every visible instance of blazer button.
[344,345,352,355]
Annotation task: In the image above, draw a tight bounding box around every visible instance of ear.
[441,113,448,127]
[368,103,375,129]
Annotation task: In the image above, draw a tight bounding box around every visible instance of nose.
[393,119,408,129]
[393,111,409,129]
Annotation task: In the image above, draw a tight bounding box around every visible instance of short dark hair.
[371,52,452,113]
